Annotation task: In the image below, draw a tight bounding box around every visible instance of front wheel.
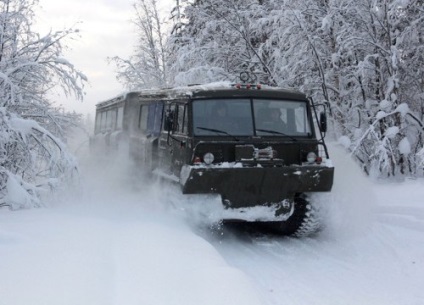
[260,194,322,237]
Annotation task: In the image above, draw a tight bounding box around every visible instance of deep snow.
[1,142,424,305]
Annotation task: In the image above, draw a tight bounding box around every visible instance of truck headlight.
[203,152,215,165]
[306,152,317,164]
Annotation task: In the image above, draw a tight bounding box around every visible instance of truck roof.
[95,83,308,109]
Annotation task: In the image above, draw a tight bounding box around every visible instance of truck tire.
[261,194,322,237]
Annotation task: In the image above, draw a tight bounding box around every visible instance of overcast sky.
[35,0,174,117]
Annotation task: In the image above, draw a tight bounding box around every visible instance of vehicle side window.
[182,105,187,133]
[153,103,163,135]
[100,111,107,131]
[117,106,124,129]
[106,109,116,130]
[139,105,149,131]
[146,102,163,136]
[163,104,176,131]
[162,103,187,133]
[176,104,186,134]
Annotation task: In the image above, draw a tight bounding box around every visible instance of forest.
[1,0,423,208]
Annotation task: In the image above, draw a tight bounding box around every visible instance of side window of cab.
[163,103,187,134]
[176,104,187,134]
[163,103,176,132]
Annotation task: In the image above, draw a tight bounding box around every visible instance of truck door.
[158,103,176,174]
[171,103,190,176]
[158,102,189,178]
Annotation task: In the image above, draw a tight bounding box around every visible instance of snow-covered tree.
[0,0,87,209]
[110,0,169,90]
[331,0,424,177]
[168,0,282,86]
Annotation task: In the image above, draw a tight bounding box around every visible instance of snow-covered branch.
[0,0,86,208]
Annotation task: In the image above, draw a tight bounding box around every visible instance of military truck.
[92,83,334,236]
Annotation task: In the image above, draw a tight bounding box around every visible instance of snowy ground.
[1,143,424,305]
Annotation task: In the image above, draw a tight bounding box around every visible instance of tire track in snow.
[375,205,424,232]
[202,220,424,305]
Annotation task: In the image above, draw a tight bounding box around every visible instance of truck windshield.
[192,98,312,137]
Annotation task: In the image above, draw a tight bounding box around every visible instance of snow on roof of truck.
[95,82,307,109]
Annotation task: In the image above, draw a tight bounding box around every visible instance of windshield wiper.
[255,128,297,141]
[196,127,239,141]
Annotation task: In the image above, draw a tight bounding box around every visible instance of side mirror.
[319,112,327,133]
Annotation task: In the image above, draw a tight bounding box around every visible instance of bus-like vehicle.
[92,83,334,236]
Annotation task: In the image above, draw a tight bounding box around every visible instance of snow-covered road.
[204,146,424,305]
[208,184,424,305]
[0,197,262,305]
[1,144,424,305]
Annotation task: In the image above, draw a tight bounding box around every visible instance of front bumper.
[180,164,334,208]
